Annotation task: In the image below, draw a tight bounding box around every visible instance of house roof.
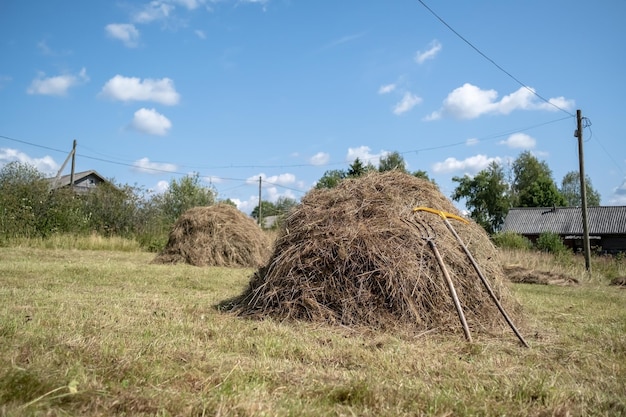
[49,170,108,188]
[501,206,626,235]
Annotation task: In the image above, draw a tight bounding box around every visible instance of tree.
[452,161,510,234]
[560,171,601,207]
[0,162,50,238]
[347,158,374,178]
[316,169,347,189]
[251,201,278,221]
[274,196,298,215]
[412,169,436,185]
[158,173,215,223]
[511,151,564,207]
[379,151,407,173]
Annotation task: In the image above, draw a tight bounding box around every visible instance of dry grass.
[1,242,625,416]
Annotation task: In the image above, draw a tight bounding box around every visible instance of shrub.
[536,231,569,254]
[491,231,532,250]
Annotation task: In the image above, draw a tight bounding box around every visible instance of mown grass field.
[0,239,625,416]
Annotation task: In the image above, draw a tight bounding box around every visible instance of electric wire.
[417,0,576,118]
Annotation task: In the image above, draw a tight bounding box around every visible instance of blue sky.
[1,0,625,214]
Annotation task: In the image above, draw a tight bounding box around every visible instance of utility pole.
[258,176,262,226]
[576,109,591,272]
[69,139,77,190]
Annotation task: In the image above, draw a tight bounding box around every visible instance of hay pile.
[152,203,271,268]
[229,171,523,334]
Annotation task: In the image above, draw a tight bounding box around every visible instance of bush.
[492,231,533,250]
[536,232,569,254]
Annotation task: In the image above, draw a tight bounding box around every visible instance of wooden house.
[501,206,626,254]
[48,170,109,194]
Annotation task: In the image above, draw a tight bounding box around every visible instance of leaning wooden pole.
[441,217,530,348]
[427,238,473,343]
[414,207,529,347]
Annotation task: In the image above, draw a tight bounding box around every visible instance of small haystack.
[229,171,523,334]
[152,203,271,268]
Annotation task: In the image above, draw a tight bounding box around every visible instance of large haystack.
[152,203,271,268]
[229,171,523,334]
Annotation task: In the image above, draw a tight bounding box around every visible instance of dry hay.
[152,203,272,268]
[228,171,524,335]
[504,265,579,286]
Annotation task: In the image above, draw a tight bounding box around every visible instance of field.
[0,240,625,416]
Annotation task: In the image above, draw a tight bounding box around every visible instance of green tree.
[560,171,601,207]
[518,176,566,207]
[0,162,49,238]
[511,151,564,207]
[412,169,436,185]
[251,200,278,221]
[158,173,215,223]
[348,158,371,178]
[274,196,298,215]
[316,169,347,189]
[379,151,407,173]
[451,161,510,234]
[81,182,142,237]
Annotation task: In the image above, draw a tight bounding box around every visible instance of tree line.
[0,149,600,247]
[316,150,600,234]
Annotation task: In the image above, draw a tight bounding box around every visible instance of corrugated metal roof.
[501,206,626,235]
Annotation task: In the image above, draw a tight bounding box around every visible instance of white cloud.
[426,83,575,120]
[499,133,536,149]
[378,83,396,95]
[248,172,296,186]
[129,108,172,136]
[609,178,626,205]
[105,23,140,47]
[0,148,59,176]
[194,29,206,39]
[236,172,299,214]
[466,138,479,146]
[133,157,177,173]
[133,1,175,23]
[100,75,180,105]
[309,152,330,166]
[27,68,89,96]
[393,92,422,115]
[346,146,388,166]
[432,154,502,174]
[415,39,442,64]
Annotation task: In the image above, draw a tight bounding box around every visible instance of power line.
[416,0,576,118]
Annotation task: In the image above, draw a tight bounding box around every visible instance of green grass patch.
[0,246,624,416]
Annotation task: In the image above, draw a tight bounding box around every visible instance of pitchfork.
[412,220,473,343]
[413,207,529,348]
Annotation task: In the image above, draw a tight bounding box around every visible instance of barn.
[48,170,109,194]
[501,206,626,254]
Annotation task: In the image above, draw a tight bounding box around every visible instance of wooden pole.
[427,239,473,342]
[69,139,76,190]
[442,217,529,347]
[576,110,592,272]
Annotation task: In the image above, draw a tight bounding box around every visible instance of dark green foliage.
[511,151,565,207]
[156,173,216,224]
[378,151,407,173]
[452,162,510,234]
[347,158,375,178]
[517,176,566,208]
[0,162,49,238]
[316,169,347,189]
[536,232,569,254]
[491,231,533,250]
